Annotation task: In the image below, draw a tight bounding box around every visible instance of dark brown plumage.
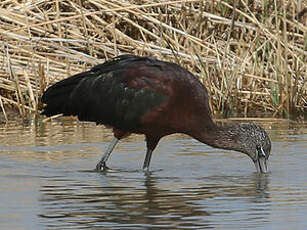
[42,55,271,173]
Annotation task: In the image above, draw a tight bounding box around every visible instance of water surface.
[0,119,306,230]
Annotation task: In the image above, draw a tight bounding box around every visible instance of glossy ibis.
[42,55,271,173]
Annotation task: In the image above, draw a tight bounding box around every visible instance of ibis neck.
[191,123,243,153]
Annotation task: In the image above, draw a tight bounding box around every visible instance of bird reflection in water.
[39,170,271,229]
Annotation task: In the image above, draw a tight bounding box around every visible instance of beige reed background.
[0,0,306,122]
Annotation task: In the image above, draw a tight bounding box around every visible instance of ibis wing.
[74,70,168,129]
[42,62,169,130]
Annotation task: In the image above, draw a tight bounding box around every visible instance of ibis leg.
[95,137,119,171]
[143,135,160,171]
[143,148,153,171]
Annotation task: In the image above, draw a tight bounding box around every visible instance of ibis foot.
[95,161,110,171]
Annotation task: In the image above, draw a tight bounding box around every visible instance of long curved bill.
[254,147,268,173]
[254,157,268,173]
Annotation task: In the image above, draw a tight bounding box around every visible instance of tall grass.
[0,0,306,122]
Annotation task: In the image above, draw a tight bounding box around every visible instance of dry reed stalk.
[0,94,35,112]
[42,114,63,123]
[216,117,289,121]
[0,96,8,123]
[4,44,25,118]
[24,70,36,111]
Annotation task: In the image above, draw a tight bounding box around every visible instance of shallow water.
[0,119,306,230]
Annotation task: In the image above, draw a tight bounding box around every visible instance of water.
[0,119,306,230]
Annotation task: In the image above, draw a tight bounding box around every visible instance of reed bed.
[0,0,306,122]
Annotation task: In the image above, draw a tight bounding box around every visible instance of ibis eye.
[257,146,266,158]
